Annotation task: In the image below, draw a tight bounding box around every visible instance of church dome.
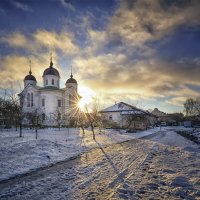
[66,74,77,84]
[43,61,60,77]
[24,74,36,81]
[24,69,36,81]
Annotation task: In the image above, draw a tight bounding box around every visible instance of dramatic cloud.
[70,0,200,110]
[1,0,200,112]
[107,0,200,47]
[0,52,61,89]
[1,30,79,55]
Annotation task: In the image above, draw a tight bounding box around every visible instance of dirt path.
[0,138,200,200]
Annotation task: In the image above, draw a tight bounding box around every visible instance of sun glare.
[78,86,96,111]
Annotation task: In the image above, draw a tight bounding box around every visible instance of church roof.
[66,74,77,84]
[24,67,36,81]
[24,74,36,81]
[38,86,63,91]
[43,61,60,77]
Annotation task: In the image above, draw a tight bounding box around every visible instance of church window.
[31,93,33,107]
[46,79,48,85]
[42,99,45,107]
[27,93,30,107]
[52,79,54,85]
[42,113,45,120]
[69,94,72,107]
[58,99,61,107]
[109,115,113,120]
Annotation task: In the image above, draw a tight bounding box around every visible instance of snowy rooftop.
[100,102,148,115]
[101,102,145,112]
[121,110,145,115]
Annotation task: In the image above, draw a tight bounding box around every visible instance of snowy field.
[0,127,159,181]
[0,126,199,182]
[0,138,200,200]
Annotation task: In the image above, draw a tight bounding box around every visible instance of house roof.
[100,102,151,116]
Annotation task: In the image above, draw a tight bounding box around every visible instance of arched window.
[109,115,113,120]
[69,94,72,107]
[58,99,61,107]
[52,79,54,85]
[42,113,45,120]
[42,98,45,107]
[31,93,33,107]
[27,93,30,107]
[46,79,48,85]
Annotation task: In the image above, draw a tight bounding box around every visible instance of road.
[0,130,200,200]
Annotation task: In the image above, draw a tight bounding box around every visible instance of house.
[151,108,183,125]
[18,58,81,126]
[100,102,157,130]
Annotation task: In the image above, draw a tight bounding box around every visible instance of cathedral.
[19,58,81,126]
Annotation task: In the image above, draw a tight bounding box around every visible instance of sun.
[78,86,96,111]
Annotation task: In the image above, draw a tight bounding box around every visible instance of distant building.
[100,102,157,130]
[18,58,81,126]
[151,108,183,125]
[151,108,168,123]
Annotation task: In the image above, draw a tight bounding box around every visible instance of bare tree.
[84,98,102,140]
[76,110,87,135]
[124,114,147,131]
[184,98,200,117]
[26,108,42,139]
[0,87,25,137]
[52,109,64,130]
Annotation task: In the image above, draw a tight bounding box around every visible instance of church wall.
[24,80,37,87]
[22,86,39,113]
[39,90,64,119]
[64,86,78,114]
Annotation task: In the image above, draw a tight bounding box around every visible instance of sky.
[0,0,200,113]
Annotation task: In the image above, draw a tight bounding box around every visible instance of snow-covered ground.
[172,126,200,144]
[0,127,162,181]
[0,139,200,200]
[0,126,199,183]
[140,127,200,153]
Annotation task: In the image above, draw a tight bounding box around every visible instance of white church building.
[19,59,81,126]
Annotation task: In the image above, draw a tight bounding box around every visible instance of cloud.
[72,48,200,109]
[11,1,32,12]
[0,52,61,89]
[33,29,79,55]
[69,0,200,109]
[1,30,79,55]
[107,0,200,47]
[1,32,30,48]
[59,0,75,11]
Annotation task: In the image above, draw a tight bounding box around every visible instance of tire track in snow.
[93,143,159,199]
[0,139,158,200]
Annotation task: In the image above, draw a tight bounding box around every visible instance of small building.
[151,108,183,126]
[100,102,157,130]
